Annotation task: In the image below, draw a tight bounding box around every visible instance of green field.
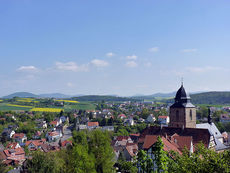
[0,103,31,111]
[64,102,96,111]
[0,101,96,112]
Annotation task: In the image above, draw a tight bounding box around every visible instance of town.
[0,84,229,172]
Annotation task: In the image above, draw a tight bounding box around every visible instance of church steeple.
[169,83,196,128]
[208,107,212,124]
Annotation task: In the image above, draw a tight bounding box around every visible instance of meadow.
[0,99,96,112]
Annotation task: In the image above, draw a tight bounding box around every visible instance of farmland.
[0,98,96,112]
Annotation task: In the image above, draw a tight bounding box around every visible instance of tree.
[89,130,115,173]
[168,144,230,173]
[71,144,96,173]
[153,136,169,173]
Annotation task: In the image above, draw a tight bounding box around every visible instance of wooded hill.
[163,91,230,105]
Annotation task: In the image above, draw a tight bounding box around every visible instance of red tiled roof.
[130,133,140,137]
[118,114,126,118]
[6,142,20,149]
[50,120,58,126]
[25,139,46,148]
[142,135,182,154]
[48,131,59,136]
[87,122,99,127]
[125,143,138,157]
[116,136,130,141]
[13,133,25,139]
[139,126,210,148]
[61,140,72,147]
[4,148,25,157]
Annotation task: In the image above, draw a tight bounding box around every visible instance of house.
[196,122,229,151]
[118,114,126,119]
[102,126,114,131]
[1,147,25,165]
[124,118,134,126]
[60,116,69,123]
[12,133,27,146]
[50,120,60,127]
[6,142,21,150]
[2,128,15,139]
[146,114,156,123]
[25,139,46,151]
[158,116,169,125]
[33,131,42,139]
[76,124,87,131]
[138,126,211,150]
[123,143,138,161]
[37,120,47,129]
[46,131,62,142]
[220,114,230,123]
[87,122,99,130]
[60,140,72,148]
[130,133,140,143]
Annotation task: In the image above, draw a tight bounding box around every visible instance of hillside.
[3,92,39,99]
[162,91,230,105]
[73,95,141,102]
[190,91,230,105]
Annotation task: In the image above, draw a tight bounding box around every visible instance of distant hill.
[191,91,230,105]
[3,92,72,99]
[3,92,39,99]
[162,91,230,105]
[73,95,141,102]
[39,93,72,98]
[131,92,176,100]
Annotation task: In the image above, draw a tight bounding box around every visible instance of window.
[190,110,192,120]
[176,110,179,121]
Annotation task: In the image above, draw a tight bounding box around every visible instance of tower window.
[190,110,192,120]
[176,110,179,121]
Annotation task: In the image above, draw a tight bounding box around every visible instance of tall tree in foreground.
[89,130,115,173]
[153,136,169,173]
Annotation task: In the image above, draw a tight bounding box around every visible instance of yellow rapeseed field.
[56,100,79,103]
[6,104,33,108]
[31,108,63,112]
[16,98,34,102]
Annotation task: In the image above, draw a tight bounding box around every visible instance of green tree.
[89,130,115,173]
[153,136,169,173]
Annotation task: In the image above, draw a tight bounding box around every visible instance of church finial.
[181,77,184,86]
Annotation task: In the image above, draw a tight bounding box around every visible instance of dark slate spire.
[208,107,212,124]
[170,84,195,108]
[174,84,191,104]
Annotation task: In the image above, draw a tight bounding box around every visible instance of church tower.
[169,84,196,128]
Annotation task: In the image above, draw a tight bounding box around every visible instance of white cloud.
[149,47,159,52]
[126,55,137,60]
[181,48,197,53]
[144,62,152,67]
[17,66,38,72]
[55,62,88,72]
[106,52,115,57]
[91,59,109,67]
[126,61,138,68]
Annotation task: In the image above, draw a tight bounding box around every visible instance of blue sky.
[0,0,230,96]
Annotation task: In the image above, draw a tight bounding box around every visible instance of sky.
[0,0,230,97]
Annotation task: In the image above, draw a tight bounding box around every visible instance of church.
[138,84,229,152]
